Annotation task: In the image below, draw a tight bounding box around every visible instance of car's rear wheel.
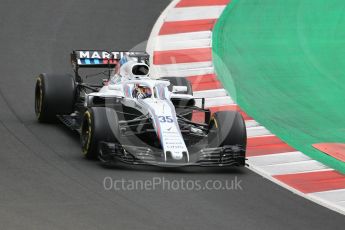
[35,73,76,122]
[80,107,119,160]
[208,111,247,165]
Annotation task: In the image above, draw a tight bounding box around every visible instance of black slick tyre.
[80,107,119,160]
[35,73,76,122]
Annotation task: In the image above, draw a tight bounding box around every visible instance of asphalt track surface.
[0,0,343,229]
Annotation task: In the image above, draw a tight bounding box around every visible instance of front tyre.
[80,107,119,159]
[208,111,247,165]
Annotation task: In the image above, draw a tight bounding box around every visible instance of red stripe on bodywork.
[153,48,212,65]
[247,136,296,157]
[159,19,217,35]
[274,170,345,193]
[176,0,231,7]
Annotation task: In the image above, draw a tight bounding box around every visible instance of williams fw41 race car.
[34,50,247,167]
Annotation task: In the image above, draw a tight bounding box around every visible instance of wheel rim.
[208,116,220,147]
[81,111,92,155]
[35,78,43,118]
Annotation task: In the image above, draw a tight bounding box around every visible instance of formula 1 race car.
[34,50,247,167]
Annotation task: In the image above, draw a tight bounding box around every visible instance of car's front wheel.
[80,107,119,160]
[208,111,247,165]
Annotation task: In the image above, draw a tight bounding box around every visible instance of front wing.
[99,142,245,167]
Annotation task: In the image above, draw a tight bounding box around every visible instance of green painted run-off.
[213,0,345,173]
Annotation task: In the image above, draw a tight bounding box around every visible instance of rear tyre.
[208,111,247,165]
[80,107,119,160]
[35,73,76,122]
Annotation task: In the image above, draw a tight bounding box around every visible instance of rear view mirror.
[172,86,187,94]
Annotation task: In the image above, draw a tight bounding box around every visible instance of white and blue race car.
[34,50,246,167]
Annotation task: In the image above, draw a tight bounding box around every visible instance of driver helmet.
[135,84,152,98]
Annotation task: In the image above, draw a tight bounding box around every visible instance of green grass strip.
[213,0,345,173]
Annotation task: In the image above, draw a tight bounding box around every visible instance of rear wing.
[71,50,150,70]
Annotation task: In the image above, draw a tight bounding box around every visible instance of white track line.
[195,96,234,107]
[152,62,214,78]
[155,39,211,51]
[247,126,271,137]
[155,31,212,51]
[245,120,260,128]
[253,160,330,176]
[309,189,345,213]
[311,189,345,203]
[247,151,311,167]
[193,89,227,98]
[166,6,226,21]
[248,134,276,140]
[159,31,212,40]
